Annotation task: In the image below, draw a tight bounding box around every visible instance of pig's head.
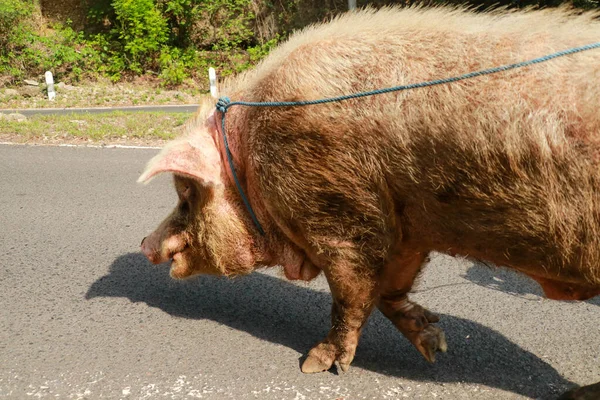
[138,107,259,279]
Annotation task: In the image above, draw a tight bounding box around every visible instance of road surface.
[0,144,598,399]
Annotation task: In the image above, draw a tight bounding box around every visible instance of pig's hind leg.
[557,381,600,400]
[377,250,448,363]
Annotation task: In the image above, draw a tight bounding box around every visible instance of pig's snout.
[140,234,164,264]
[140,236,159,263]
[141,232,187,265]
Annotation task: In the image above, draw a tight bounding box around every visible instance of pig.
[139,5,600,397]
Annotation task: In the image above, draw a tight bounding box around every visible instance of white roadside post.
[209,67,218,98]
[45,71,56,101]
[348,0,357,10]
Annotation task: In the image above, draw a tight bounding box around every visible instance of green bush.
[2,0,599,88]
[0,0,33,41]
[196,0,256,50]
[155,0,198,47]
[111,0,169,72]
[0,0,34,79]
[84,0,270,84]
[573,0,600,9]
[158,47,188,86]
[0,1,102,84]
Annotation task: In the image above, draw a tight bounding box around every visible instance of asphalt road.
[0,144,598,399]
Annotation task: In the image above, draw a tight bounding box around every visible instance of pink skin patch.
[141,233,163,264]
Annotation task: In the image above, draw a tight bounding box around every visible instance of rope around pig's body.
[216,42,600,236]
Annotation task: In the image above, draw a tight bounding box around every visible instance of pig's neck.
[212,108,319,279]
[212,108,273,261]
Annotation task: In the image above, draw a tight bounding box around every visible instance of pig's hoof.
[414,324,447,363]
[301,343,337,373]
[301,355,332,373]
[338,361,351,373]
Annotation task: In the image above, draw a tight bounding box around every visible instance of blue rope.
[216,42,600,235]
[219,111,265,235]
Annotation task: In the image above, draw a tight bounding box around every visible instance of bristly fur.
[140,5,600,378]
[215,5,600,286]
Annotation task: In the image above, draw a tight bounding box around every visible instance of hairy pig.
[139,5,600,395]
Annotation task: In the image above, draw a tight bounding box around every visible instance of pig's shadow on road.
[462,263,600,307]
[87,253,575,399]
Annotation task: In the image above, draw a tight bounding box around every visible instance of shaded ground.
[1,144,598,399]
[462,264,600,307]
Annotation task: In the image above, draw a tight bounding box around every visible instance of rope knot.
[216,97,231,113]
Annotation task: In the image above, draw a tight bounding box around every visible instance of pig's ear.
[137,134,222,187]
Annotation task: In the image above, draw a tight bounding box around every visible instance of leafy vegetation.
[1,0,598,88]
[0,111,189,142]
[0,1,100,85]
[0,80,202,108]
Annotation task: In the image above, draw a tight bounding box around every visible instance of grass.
[0,111,191,144]
[0,78,205,109]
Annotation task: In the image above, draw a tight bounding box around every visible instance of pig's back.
[232,7,600,285]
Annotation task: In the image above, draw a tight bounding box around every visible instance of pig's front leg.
[377,250,447,362]
[301,257,377,373]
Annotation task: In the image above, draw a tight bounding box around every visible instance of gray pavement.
[0,144,598,399]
